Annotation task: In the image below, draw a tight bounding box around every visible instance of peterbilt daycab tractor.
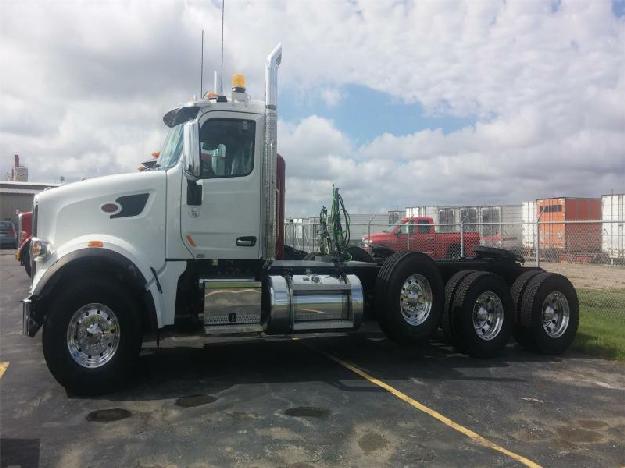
[23,45,579,395]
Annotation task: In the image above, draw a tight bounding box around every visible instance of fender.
[28,248,162,337]
[30,234,185,333]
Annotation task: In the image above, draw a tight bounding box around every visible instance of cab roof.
[163,98,265,128]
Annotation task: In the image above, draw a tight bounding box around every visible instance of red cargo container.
[537,197,601,258]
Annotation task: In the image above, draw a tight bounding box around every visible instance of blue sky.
[281,84,475,145]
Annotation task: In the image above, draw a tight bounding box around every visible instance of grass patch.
[572,288,625,360]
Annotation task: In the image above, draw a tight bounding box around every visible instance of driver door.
[180,111,264,259]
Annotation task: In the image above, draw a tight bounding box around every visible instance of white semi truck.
[23,45,579,395]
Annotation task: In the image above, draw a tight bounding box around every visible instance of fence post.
[367,218,372,244]
[460,220,465,257]
[535,220,540,267]
[407,223,411,251]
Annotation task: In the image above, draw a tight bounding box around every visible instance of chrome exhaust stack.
[262,43,282,259]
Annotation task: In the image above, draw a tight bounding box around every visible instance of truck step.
[201,278,262,333]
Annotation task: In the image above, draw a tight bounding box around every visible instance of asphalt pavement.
[1,250,624,467]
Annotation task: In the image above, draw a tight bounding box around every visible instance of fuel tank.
[266,273,363,333]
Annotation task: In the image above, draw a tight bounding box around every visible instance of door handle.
[236,236,257,247]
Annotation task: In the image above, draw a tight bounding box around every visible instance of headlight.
[31,238,52,262]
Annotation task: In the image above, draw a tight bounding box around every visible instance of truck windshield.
[157,124,184,170]
[383,220,403,232]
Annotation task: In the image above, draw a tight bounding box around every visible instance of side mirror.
[183,121,200,180]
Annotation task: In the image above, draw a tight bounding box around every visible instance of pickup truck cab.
[362,216,480,259]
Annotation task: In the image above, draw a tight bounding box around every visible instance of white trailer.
[602,194,625,262]
[478,205,523,251]
[521,201,537,250]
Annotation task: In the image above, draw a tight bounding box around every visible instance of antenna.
[221,0,224,90]
[200,29,205,98]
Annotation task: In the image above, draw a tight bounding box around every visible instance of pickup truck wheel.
[450,272,513,358]
[446,244,461,259]
[376,252,443,344]
[515,273,578,354]
[442,270,475,346]
[42,277,142,395]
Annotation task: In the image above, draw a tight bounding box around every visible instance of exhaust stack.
[263,43,282,259]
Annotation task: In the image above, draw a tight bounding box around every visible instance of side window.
[400,223,415,234]
[417,220,430,234]
[199,119,256,179]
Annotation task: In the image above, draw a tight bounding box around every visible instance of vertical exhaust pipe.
[263,43,282,259]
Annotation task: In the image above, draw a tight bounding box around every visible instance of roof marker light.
[232,73,246,92]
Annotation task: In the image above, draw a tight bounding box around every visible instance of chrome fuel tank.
[266,273,363,333]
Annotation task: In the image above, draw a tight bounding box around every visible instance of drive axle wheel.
[43,277,142,395]
[450,271,513,358]
[442,270,475,346]
[376,252,444,344]
[515,273,578,354]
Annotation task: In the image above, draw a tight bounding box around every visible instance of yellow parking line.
[0,362,9,379]
[297,339,541,468]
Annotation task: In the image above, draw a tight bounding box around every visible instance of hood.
[35,171,167,248]
[364,230,395,242]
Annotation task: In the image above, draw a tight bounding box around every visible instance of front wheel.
[42,277,142,395]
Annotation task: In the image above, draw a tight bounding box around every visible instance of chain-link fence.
[284,219,625,320]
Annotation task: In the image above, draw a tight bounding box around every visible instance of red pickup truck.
[15,210,33,276]
[361,216,480,259]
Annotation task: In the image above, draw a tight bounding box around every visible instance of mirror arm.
[183,166,199,182]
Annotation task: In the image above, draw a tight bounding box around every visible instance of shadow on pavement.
[93,329,566,403]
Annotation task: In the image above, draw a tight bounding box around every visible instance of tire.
[510,270,542,326]
[375,252,444,344]
[441,270,475,346]
[22,245,31,277]
[515,273,579,354]
[511,270,543,349]
[450,271,513,358]
[347,245,375,263]
[42,276,142,395]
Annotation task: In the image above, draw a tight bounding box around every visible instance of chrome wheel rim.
[67,303,120,368]
[399,274,433,326]
[542,291,570,338]
[472,291,504,341]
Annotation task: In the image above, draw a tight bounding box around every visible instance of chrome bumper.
[22,297,40,337]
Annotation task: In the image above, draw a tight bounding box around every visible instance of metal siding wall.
[0,193,34,225]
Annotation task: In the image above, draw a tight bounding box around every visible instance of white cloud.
[320,88,343,107]
[1,0,624,215]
